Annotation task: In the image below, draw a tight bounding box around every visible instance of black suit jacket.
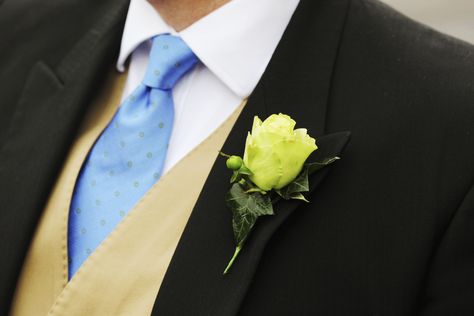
[1,0,474,315]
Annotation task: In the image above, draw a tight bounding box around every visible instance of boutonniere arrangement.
[220,113,340,274]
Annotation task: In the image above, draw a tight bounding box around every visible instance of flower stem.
[219,152,231,158]
[223,246,242,275]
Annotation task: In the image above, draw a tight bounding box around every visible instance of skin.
[149,0,231,31]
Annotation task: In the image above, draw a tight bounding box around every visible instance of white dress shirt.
[117,0,300,174]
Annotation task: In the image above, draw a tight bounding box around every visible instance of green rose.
[243,113,318,191]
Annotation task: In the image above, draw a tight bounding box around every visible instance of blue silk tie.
[68,35,198,278]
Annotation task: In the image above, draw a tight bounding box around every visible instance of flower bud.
[226,155,243,170]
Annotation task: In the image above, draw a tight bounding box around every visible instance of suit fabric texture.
[0,0,473,315]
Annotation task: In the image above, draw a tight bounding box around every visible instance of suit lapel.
[152,0,351,315]
[0,0,130,314]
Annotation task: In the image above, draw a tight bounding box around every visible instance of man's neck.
[149,0,231,31]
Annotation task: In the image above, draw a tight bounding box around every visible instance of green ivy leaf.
[276,167,310,200]
[306,157,340,175]
[232,211,258,247]
[223,183,274,274]
[226,183,273,246]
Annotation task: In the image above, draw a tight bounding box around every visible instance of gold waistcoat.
[10,70,245,316]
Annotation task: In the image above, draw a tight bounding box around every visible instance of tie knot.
[142,35,198,90]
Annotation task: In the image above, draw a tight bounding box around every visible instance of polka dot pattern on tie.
[67,34,198,279]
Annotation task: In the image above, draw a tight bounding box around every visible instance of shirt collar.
[117,0,173,72]
[117,0,300,98]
